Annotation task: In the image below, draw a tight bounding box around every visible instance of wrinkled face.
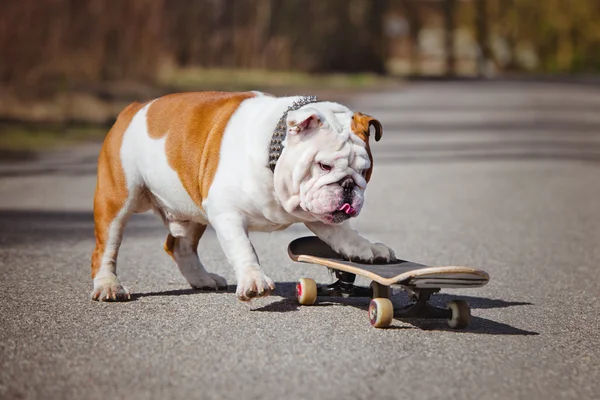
[273,103,382,225]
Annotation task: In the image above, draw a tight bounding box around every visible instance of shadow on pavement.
[393,316,539,335]
[373,137,600,166]
[377,151,600,166]
[132,286,237,299]
[430,294,532,310]
[250,282,539,336]
[251,297,336,313]
[0,151,100,178]
[0,209,164,246]
[383,119,600,135]
[0,149,39,163]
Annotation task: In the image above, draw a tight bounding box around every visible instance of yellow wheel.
[447,300,471,329]
[368,298,394,328]
[296,278,317,305]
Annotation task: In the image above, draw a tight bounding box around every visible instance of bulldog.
[91,91,396,302]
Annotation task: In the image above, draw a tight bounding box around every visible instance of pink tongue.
[338,203,355,215]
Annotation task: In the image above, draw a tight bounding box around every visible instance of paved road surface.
[1,81,599,400]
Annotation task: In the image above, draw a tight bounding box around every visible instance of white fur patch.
[120,102,207,222]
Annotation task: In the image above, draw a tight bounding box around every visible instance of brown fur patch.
[350,112,383,182]
[163,224,207,260]
[146,91,256,207]
[163,234,176,258]
[91,101,147,278]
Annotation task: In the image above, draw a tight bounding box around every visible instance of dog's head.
[273,102,382,225]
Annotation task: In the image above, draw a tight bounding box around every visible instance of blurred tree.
[400,0,423,76]
[271,0,389,73]
[443,0,457,76]
[487,0,600,73]
[0,0,392,93]
[474,0,493,76]
[0,0,166,92]
[3,0,600,96]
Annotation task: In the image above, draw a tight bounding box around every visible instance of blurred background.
[1,0,599,154]
[2,2,600,398]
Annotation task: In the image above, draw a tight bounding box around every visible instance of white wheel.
[370,281,391,299]
[296,278,317,305]
[447,300,471,329]
[368,298,394,328]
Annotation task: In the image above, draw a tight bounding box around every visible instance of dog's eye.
[318,162,333,172]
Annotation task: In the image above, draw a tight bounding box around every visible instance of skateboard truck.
[316,271,371,298]
[395,288,452,320]
[305,275,465,327]
[316,274,452,319]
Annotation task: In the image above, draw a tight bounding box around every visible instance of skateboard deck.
[287,236,490,329]
[288,236,489,290]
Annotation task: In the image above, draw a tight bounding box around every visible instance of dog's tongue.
[338,203,355,215]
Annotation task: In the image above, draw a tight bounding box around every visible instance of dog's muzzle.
[327,176,358,223]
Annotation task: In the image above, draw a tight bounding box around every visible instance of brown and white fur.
[91,91,395,302]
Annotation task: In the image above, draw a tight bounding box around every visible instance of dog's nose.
[340,177,355,193]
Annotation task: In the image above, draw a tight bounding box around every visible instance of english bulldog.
[91,91,396,302]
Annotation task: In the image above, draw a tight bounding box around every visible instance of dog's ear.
[287,108,323,135]
[351,112,383,142]
[351,112,383,183]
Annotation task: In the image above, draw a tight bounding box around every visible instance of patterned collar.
[268,95,320,172]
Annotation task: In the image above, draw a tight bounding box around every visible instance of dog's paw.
[236,268,275,301]
[339,241,396,264]
[189,273,228,291]
[209,273,228,289]
[91,274,131,301]
[370,242,397,263]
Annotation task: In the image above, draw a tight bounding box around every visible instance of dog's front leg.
[211,212,275,301]
[305,221,396,263]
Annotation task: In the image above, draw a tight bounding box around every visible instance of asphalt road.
[1,81,599,400]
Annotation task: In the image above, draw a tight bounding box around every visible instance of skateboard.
[288,236,490,329]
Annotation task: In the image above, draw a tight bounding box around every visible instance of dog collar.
[269,95,320,172]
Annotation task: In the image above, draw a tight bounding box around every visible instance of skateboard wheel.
[296,278,317,305]
[368,298,394,328]
[447,300,471,329]
[370,282,391,299]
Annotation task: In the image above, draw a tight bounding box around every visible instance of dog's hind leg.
[91,186,139,301]
[163,222,227,290]
[90,101,146,302]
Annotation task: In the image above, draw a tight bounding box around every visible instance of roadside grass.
[156,67,393,92]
